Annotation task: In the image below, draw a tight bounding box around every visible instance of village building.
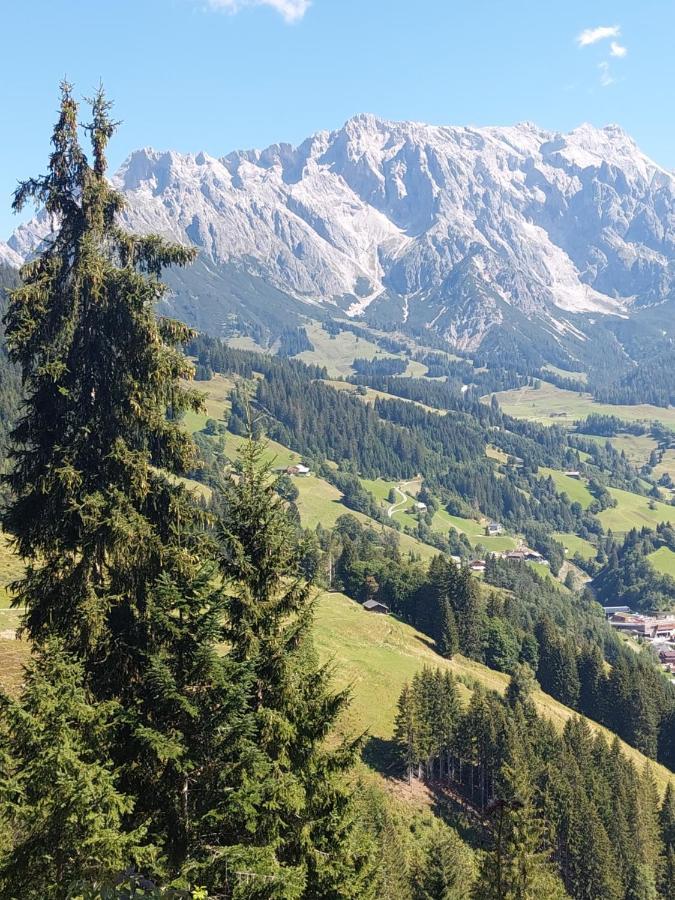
[286,464,310,477]
[564,470,581,479]
[414,501,427,511]
[469,560,486,573]
[602,605,632,617]
[608,612,675,640]
[505,547,547,564]
[486,521,504,536]
[362,599,390,615]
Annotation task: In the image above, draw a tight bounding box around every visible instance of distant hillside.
[314,591,675,797]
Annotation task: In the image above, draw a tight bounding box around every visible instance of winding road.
[387,484,411,518]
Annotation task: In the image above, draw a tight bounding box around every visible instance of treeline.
[277,325,314,357]
[394,665,675,899]
[593,348,675,407]
[484,556,675,766]
[351,356,407,377]
[258,370,426,478]
[185,332,327,381]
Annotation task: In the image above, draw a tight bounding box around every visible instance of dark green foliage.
[593,525,675,612]
[394,670,668,898]
[535,618,580,709]
[660,783,675,895]
[3,83,200,660]
[215,438,376,896]
[277,326,314,358]
[0,265,22,486]
[351,356,407,377]
[0,643,146,898]
[412,819,476,899]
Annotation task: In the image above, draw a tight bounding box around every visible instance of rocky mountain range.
[6,114,675,365]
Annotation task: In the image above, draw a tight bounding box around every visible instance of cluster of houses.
[604,607,675,676]
[604,608,675,640]
[464,546,548,575]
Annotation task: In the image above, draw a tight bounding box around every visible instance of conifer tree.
[659,782,675,896]
[4,83,201,666]
[453,566,482,657]
[414,819,476,899]
[0,643,146,898]
[476,728,566,900]
[394,683,417,784]
[629,764,663,898]
[439,599,459,659]
[215,436,375,897]
[1,84,255,886]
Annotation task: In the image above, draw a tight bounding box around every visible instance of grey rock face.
[7,116,675,348]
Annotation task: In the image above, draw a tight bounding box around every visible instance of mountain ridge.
[7,115,675,359]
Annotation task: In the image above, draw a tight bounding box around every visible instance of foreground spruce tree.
[0,643,147,898]
[3,81,201,664]
[1,84,257,885]
[215,438,376,898]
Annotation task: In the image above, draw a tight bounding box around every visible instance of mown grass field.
[585,433,658,468]
[539,467,594,508]
[294,475,436,562]
[542,364,587,384]
[432,509,517,553]
[598,487,675,533]
[489,382,675,429]
[314,592,674,795]
[553,532,597,561]
[486,445,509,464]
[297,323,395,378]
[648,546,675,577]
[361,477,397,505]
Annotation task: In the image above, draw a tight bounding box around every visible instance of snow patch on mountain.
[0,241,22,269]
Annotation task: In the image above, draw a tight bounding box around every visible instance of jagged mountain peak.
[7,116,675,355]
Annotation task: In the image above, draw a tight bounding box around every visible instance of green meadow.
[539,467,594,508]
[313,592,674,796]
[553,532,597,561]
[489,381,675,429]
[648,546,675,577]
[598,487,675,533]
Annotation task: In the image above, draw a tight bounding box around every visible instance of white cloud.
[598,61,615,88]
[576,25,620,48]
[610,41,627,58]
[202,0,311,23]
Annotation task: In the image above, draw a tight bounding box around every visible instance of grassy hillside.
[489,382,675,429]
[648,546,675,577]
[539,467,594,508]
[296,323,394,378]
[294,475,436,561]
[585,432,658,468]
[553,532,597,560]
[432,509,517,553]
[598,487,675,533]
[314,591,675,796]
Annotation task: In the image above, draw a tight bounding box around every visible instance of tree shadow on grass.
[361,735,401,776]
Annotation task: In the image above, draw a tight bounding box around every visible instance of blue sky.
[1,0,673,236]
